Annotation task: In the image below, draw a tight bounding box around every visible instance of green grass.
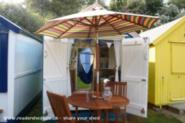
[127,110,182,123]
[76,76,91,90]
[20,98,42,123]
[20,98,183,123]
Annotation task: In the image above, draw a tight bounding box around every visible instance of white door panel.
[43,39,71,118]
[121,38,148,117]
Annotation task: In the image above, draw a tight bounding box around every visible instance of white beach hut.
[43,33,150,118]
[0,16,43,122]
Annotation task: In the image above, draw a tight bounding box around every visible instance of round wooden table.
[68,91,129,123]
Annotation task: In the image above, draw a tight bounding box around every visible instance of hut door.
[121,38,149,117]
[0,33,8,93]
[76,48,93,90]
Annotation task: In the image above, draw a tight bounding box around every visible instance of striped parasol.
[36,3,158,38]
[36,2,159,91]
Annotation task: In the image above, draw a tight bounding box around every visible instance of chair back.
[106,81,127,97]
[47,91,74,123]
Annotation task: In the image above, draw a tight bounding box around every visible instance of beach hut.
[140,16,185,107]
[43,34,150,118]
[0,16,43,122]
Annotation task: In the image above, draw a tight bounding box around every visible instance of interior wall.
[148,47,156,104]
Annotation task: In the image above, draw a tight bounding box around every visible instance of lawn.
[76,76,91,90]
[20,98,182,123]
[127,110,182,123]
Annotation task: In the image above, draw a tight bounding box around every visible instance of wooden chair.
[106,81,127,97]
[105,81,127,123]
[47,91,75,123]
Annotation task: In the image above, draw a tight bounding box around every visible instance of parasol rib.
[97,16,102,25]
[87,24,93,38]
[57,18,84,38]
[84,17,94,25]
[102,16,122,35]
[72,18,93,26]
[36,20,68,33]
[98,15,120,27]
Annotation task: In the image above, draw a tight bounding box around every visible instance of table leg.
[75,106,78,120]
[122,107,126,123]
[115,110,119,123]
[96,110,102,123]
[105,110,108,123]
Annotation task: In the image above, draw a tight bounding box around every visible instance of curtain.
[114,40,121,81]
[108,46,115,69]
[67,38,73,96]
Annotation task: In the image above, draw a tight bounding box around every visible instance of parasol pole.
[95,27,100,93]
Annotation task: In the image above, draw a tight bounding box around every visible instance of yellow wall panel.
[171,43,185,73]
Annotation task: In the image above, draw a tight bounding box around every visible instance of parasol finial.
[81,1,105,12]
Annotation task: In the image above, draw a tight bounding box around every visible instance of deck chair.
[47,91,75,123]
[106,81,127,123]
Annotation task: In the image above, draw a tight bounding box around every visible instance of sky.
[104,0,111,6]
[0,0,24,4]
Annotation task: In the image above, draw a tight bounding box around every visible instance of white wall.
[13,33,42,116]
[43,37,72,118]
[0,31,42,121]
[0,94,8,121]
[0,31,16,122]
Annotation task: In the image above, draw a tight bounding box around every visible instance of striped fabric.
[36,3,158,39]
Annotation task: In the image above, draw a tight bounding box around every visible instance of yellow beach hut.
[140,16,185,107]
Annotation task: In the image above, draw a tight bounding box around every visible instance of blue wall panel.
[0,33,8,92]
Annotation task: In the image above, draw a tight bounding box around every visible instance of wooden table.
[68,91,129,123]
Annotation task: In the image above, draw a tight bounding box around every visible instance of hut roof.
[140,16,185,45]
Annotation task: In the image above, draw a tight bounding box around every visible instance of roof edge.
[152,16,185,45]
[0,15,42,43]
[21,30,43,43]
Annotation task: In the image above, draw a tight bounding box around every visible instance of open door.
[121,37,149,117]
[43,38,73,117]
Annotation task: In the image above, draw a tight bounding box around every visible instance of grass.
[20,98,42,123]
[127,110,182,123]
[76,76,91,90]
[20,98,183,123]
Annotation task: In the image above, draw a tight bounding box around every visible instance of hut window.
[0,33,8,92]
[171,43,185,73]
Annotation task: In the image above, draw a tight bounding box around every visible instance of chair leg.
[122,107,126,123]
[90,110,99,123]
[89,110,95,123]
[115,110,119,123]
